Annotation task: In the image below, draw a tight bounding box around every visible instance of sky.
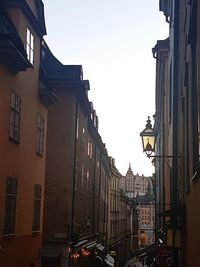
[42,0,169,176]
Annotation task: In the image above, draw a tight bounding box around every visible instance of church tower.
[124,163,135,198]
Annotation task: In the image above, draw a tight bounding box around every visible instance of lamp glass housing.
[140,117,156,156]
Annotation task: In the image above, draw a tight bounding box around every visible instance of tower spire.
[129,161,131,170]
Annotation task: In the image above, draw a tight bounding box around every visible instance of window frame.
[26,28,34,65]
[32,184,41,233]
[4,178,17,237]
[87,139,93,159]
[9,91,21,143]
[81,164,84,193]
[86,170,90,193]
[36,115,45,156]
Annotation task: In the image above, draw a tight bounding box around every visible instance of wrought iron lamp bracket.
[148,155,180,168]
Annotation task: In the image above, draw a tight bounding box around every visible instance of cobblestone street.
[125,257,147,267]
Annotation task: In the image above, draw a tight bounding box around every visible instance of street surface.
[124,256,147,267]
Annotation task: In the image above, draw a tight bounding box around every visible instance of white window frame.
[26,28,34,64]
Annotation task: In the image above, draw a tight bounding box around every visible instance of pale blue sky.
[43,0,169,176]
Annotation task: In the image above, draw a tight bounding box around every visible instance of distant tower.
[125,163,135,198]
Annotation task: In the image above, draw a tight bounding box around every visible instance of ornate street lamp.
[140,116,175,163]
[140,116,156,157]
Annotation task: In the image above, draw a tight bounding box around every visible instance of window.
[36,115,45,155]
[76,116,79,139]
[75,159,78,191]
[86,170,90,192]
[87,140,93,159]
[4,178,17,236]
[97,161,100,168]
[81,165,84,193]
[87,141,90,156]
[32,184,41,232]
[82,127,85,147]
[26,28,34,64]
[9,91,21,142]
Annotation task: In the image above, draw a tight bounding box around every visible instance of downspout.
[103,158,107,247]
[93,144,97,234]
[159,55,165,229]
[98,152,102,241]
[172,0,179,216]
[172,0,179,264]
[71,95,78,242]
[161,56,167,229]
[106,169,108,248]
[191,0,198,173]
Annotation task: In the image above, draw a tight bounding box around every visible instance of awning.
[85,240,97,250]
[104,254,115,267]
[96,243,105,251]
[73,239,88,248]
[139,252,147,258]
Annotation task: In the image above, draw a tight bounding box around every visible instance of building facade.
[152,37,172,258]
[122,166,155,247]
[0,1,56,266]
[152,0,200,266]
[0,1,140,267]
[108,158,122,267]
[119,192,131,266]
[41,44,112,267]
[108,158,136,267]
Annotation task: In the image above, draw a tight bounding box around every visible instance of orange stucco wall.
[0,235,42,267]
[0,2,47,266]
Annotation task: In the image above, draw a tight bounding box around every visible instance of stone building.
[121,165,155,246]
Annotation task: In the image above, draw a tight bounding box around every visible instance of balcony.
[0,36,31,74]
[0,9,31,75]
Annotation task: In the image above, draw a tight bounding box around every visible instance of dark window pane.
[4,178,17,236]
[9,92,21,142]
[36,115,44,155]
[32,184,41,232]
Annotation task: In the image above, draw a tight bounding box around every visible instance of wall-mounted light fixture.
[140,116,156,157]
[140,116,173,163]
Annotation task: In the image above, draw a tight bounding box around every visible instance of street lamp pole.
[140,116,182,265]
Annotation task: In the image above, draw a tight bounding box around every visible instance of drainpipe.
[171,0,179,265]
[98,152,102,241]
[93,144,97,234]
[71,95,78,243]
[172,0,179,222]
[191,0,198,172]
